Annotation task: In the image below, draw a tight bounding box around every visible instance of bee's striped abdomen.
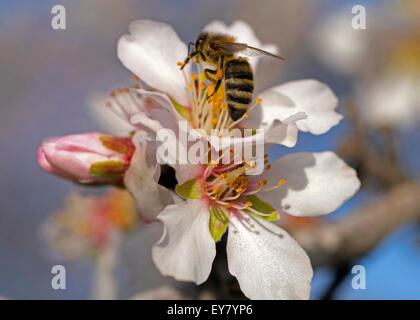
[225,59,254,121]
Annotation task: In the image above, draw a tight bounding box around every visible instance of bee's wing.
[217,42,284,60]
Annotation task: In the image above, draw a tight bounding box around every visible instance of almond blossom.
[42,189,138,260]
[150,148,360,299]
[86,20,359,299]
[38,133,134,184]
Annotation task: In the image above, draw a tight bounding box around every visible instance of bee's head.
[182,32,208,70]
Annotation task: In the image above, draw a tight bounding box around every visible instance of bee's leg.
[212,79,222,97]
[204,68,218,82]
[216,55,224,82]
[207,56,224,99]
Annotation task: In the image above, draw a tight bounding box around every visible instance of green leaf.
[243,194,279,221]
[170,98,189,119]
[175,178,203,199]
[89,161,129,179]
[99,136,134,155]
[209,205,229,242]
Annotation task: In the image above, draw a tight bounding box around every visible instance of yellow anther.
[265,164,271,170]
[242,113,248,118]
[193,57,198,64]
[196,101,201,106]
[245,201,252,208]
[207,86,214,96]
[191,73,197,81]
[110,91,116,97]
[256,98,263,103]
[210,160,218,168]
[235,187,243,193]
[229,148,234,154]
[131,75,140,82]
[133,84,141,89]
[264,159,269,165]
[278,179,286,185]
[257,180,264,187]
[177,61,183,66]
[199,73,206,82]
[220,173,226,179]
[221,105,227,111]
[262,179,267,185]
[212,186,219,193]
[199,83,205,90]
[225,203,232,209]
[272,211,278,215]
[188,83,194,90]
[264,153,269,159]
[211,118,218,125]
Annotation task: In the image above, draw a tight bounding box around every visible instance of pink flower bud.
[38,133,134,184]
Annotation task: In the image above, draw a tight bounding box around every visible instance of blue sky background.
[0,0,419,299]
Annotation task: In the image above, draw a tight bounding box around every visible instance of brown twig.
[337,101,406,187]
[292,182,420,268]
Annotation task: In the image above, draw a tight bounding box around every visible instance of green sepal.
[170,98,189,119]
[242,194,279,221]
[89,161,129,179]
[175,178,203,199]
[209,204,229,242]
[99,136,134,155]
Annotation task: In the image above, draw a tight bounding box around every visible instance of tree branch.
[292,182,420,267]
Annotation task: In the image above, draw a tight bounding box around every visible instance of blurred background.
[0,0,419,299]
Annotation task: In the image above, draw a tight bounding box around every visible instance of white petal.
[203,20,278,72]
[160,121,207,183]
[243,88,306,146]
[118,20,191,106]
[124,136,174,222]
[251,80,341,135]
[208,129,266,151]
[227,212,312,299]
[134,88,181,120]
[275,79,341,134]
[175,163,205,185]
[152,199,216,284]
[243,89,307,146]
[130,112,164,137]
[87,92,136,136]
[264,120,299,147]
[256,151,360,217]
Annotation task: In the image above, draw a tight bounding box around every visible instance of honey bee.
[180,32,284,121]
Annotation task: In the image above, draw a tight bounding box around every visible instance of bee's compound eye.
[197,36,205,45]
